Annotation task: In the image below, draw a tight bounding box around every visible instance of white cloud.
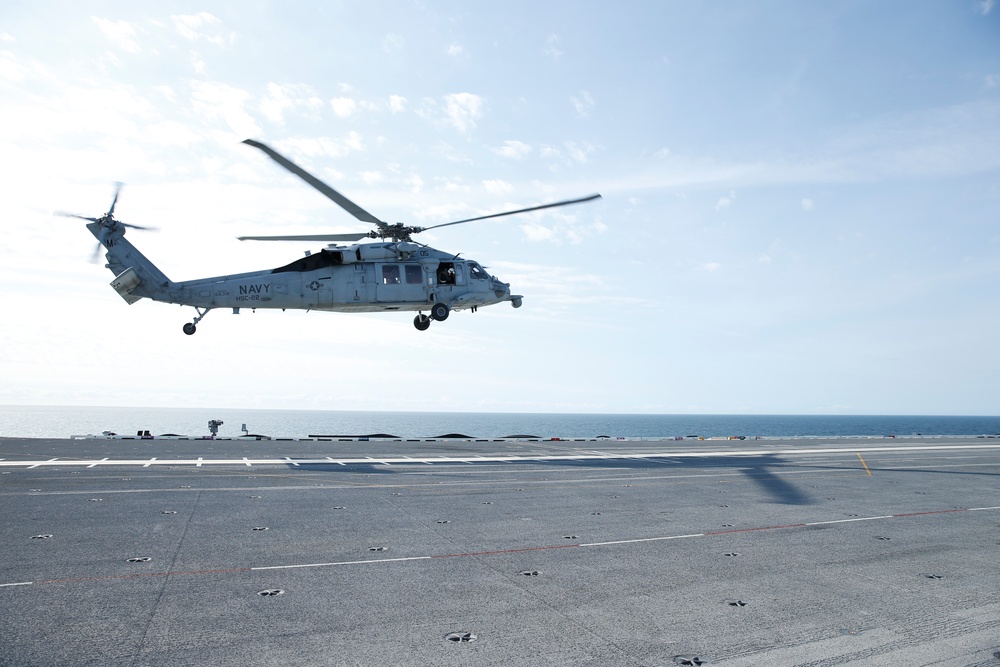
[978,0,994,15]
[260,82,323,124]
[543,34,562,59]
[483,179,513,195]
[571,90,595,117]
[801,197,814,211]
[143,121,202,147]
[514,205,606,245]
[703,262,721,272]
[344,131,364,151]
[389,94,407,113]
[91,17,141,54]
[0,32,14,42]
[492,140,532,159]
[171,13,234,46]
[413,200,472,222]
[715,190,737,211]
[540,145,560,159]
[0,50,28,82]
[154,85,176,101]
[405,174,424,193]
[189,80,261,137]
[337,82,354,93]
[361,171,382,185]
[985,74,999,89]
[489,261,617,310]
[329,97,357,117]
[190,51,206,74]
[564,141,594,164]
[272,132,365,160]
[654,147,671,158]
[443,92,485,134]
[447,44,463,57]
[520,223,555,242]
[382,33,404,53]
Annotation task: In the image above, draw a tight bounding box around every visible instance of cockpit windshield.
[468,263,489,280]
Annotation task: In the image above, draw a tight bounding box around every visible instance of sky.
[1,1,998,415]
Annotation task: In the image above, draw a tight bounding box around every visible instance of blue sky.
[1,1,998,415]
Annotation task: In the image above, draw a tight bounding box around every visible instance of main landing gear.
[183,307,212,335]
[431,302,449,321]
[413,303,450,331]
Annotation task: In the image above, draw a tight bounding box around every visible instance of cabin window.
[437,262,456,285]
[381,264,401,285]
[405,264,423,285]
[469,263,489,280]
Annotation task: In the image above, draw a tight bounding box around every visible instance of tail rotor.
[57,183,158,262]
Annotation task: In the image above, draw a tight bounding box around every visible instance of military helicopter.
[63,139,601,334]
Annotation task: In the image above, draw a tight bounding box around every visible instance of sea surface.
[1,405,999,440]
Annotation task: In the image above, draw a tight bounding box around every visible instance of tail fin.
[89,221,173,304]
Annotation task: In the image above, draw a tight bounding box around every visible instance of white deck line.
[580,533,706,547]
[804,515,894,526]
[251,556,431,571]
[1,443,999,468]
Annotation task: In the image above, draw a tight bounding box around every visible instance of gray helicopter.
[64,139,601,334]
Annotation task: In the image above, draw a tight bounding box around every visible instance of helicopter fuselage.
[92,219,522,333]
[173,242,517,314]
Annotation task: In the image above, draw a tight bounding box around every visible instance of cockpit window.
[469,263,489,280]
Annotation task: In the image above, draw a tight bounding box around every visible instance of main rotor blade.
[422,193,602,231]
[238,233,369,242]
[242,139,384,225]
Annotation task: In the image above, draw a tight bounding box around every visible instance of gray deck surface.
[2,436,999,666]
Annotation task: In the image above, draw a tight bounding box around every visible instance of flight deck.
[1,436,999,666]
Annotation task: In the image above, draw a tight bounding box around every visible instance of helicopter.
[63,139,601,334]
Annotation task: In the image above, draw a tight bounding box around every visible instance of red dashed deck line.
[5,505,1000,588]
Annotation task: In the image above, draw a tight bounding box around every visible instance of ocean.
[1,405,999,440]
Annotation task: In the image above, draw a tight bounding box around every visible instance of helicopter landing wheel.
[430,302,450,322]
[413,314,431,331]
[182,323,197,336]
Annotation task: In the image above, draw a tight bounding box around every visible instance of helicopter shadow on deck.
[285,453,817,506]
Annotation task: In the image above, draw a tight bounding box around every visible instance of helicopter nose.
[491,276,510,297]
